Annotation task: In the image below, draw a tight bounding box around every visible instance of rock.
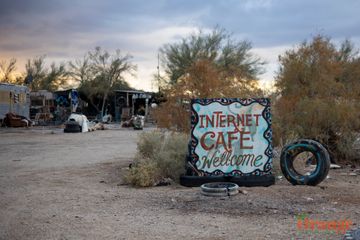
[330,164,341,169]
[156,178,173,186]
[277,176,283,180]
[305,197,314,201]
[239,189,248,195]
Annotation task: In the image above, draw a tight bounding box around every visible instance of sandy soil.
[0,126,359,240]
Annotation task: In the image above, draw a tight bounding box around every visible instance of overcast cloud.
[1,0,360,90]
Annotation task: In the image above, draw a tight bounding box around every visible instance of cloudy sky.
[1,0,360,91]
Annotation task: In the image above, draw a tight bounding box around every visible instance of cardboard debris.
[88,123,105,131]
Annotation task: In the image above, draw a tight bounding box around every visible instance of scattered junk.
[64,113,89,133]
[34,112,54,125]
[54,89,84,124]
[30,90,54,125]
[200,182,239,197]
[0,83,30,126]
[88,122,105,131]
[64,113,106,133]
[3,112,33,127]
[133,115,145,130]
[113,90,153,122]
[121,116,134,128]
[102,114,113,123]
[29,89,84,126]
[121,115,145,130]
[330,164,341,169]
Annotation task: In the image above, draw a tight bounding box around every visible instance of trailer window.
[0,91,9,103]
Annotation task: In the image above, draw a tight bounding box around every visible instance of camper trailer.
[0,83,30,121]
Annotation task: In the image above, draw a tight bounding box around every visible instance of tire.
[280,139,330,186]
[64,121,81,133]
[200,182,239,197]
[308,138,336,164]
[229,175,275,187]
[64,127,81,133]
[179,175,275,187]
[180,175,227,187]
[343,227,360,240]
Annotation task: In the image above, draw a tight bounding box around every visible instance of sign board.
[190,98,272,176]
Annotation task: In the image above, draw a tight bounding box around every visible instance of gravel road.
[0,126,359,240]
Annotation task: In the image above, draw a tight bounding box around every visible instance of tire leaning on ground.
[280,139,330,186]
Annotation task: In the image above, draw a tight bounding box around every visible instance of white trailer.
[0,83,30,120]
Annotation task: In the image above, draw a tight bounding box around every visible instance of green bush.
[126,131,188,187]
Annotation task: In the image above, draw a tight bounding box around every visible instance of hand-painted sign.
[190,98,272,176]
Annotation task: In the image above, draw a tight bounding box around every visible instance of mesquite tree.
[274,35,360,162]
[155,27,265,132]
[73,47,136,117]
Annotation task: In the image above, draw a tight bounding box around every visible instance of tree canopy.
[24,56,69,91]
[74,47,136,116]
[155,27,265,132]
[0,58,18,84]
[160,28,264,87]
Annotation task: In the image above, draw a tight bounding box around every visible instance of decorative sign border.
[189,98,272,176]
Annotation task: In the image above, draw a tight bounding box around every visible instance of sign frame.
[189,98,273,177]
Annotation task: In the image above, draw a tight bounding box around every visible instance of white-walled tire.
[200,182,239,197]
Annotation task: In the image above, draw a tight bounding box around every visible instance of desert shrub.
[126,161,159,187]
[274,36,360,162]
[126,131,188,187]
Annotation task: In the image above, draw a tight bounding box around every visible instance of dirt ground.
[0,126,359,240]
